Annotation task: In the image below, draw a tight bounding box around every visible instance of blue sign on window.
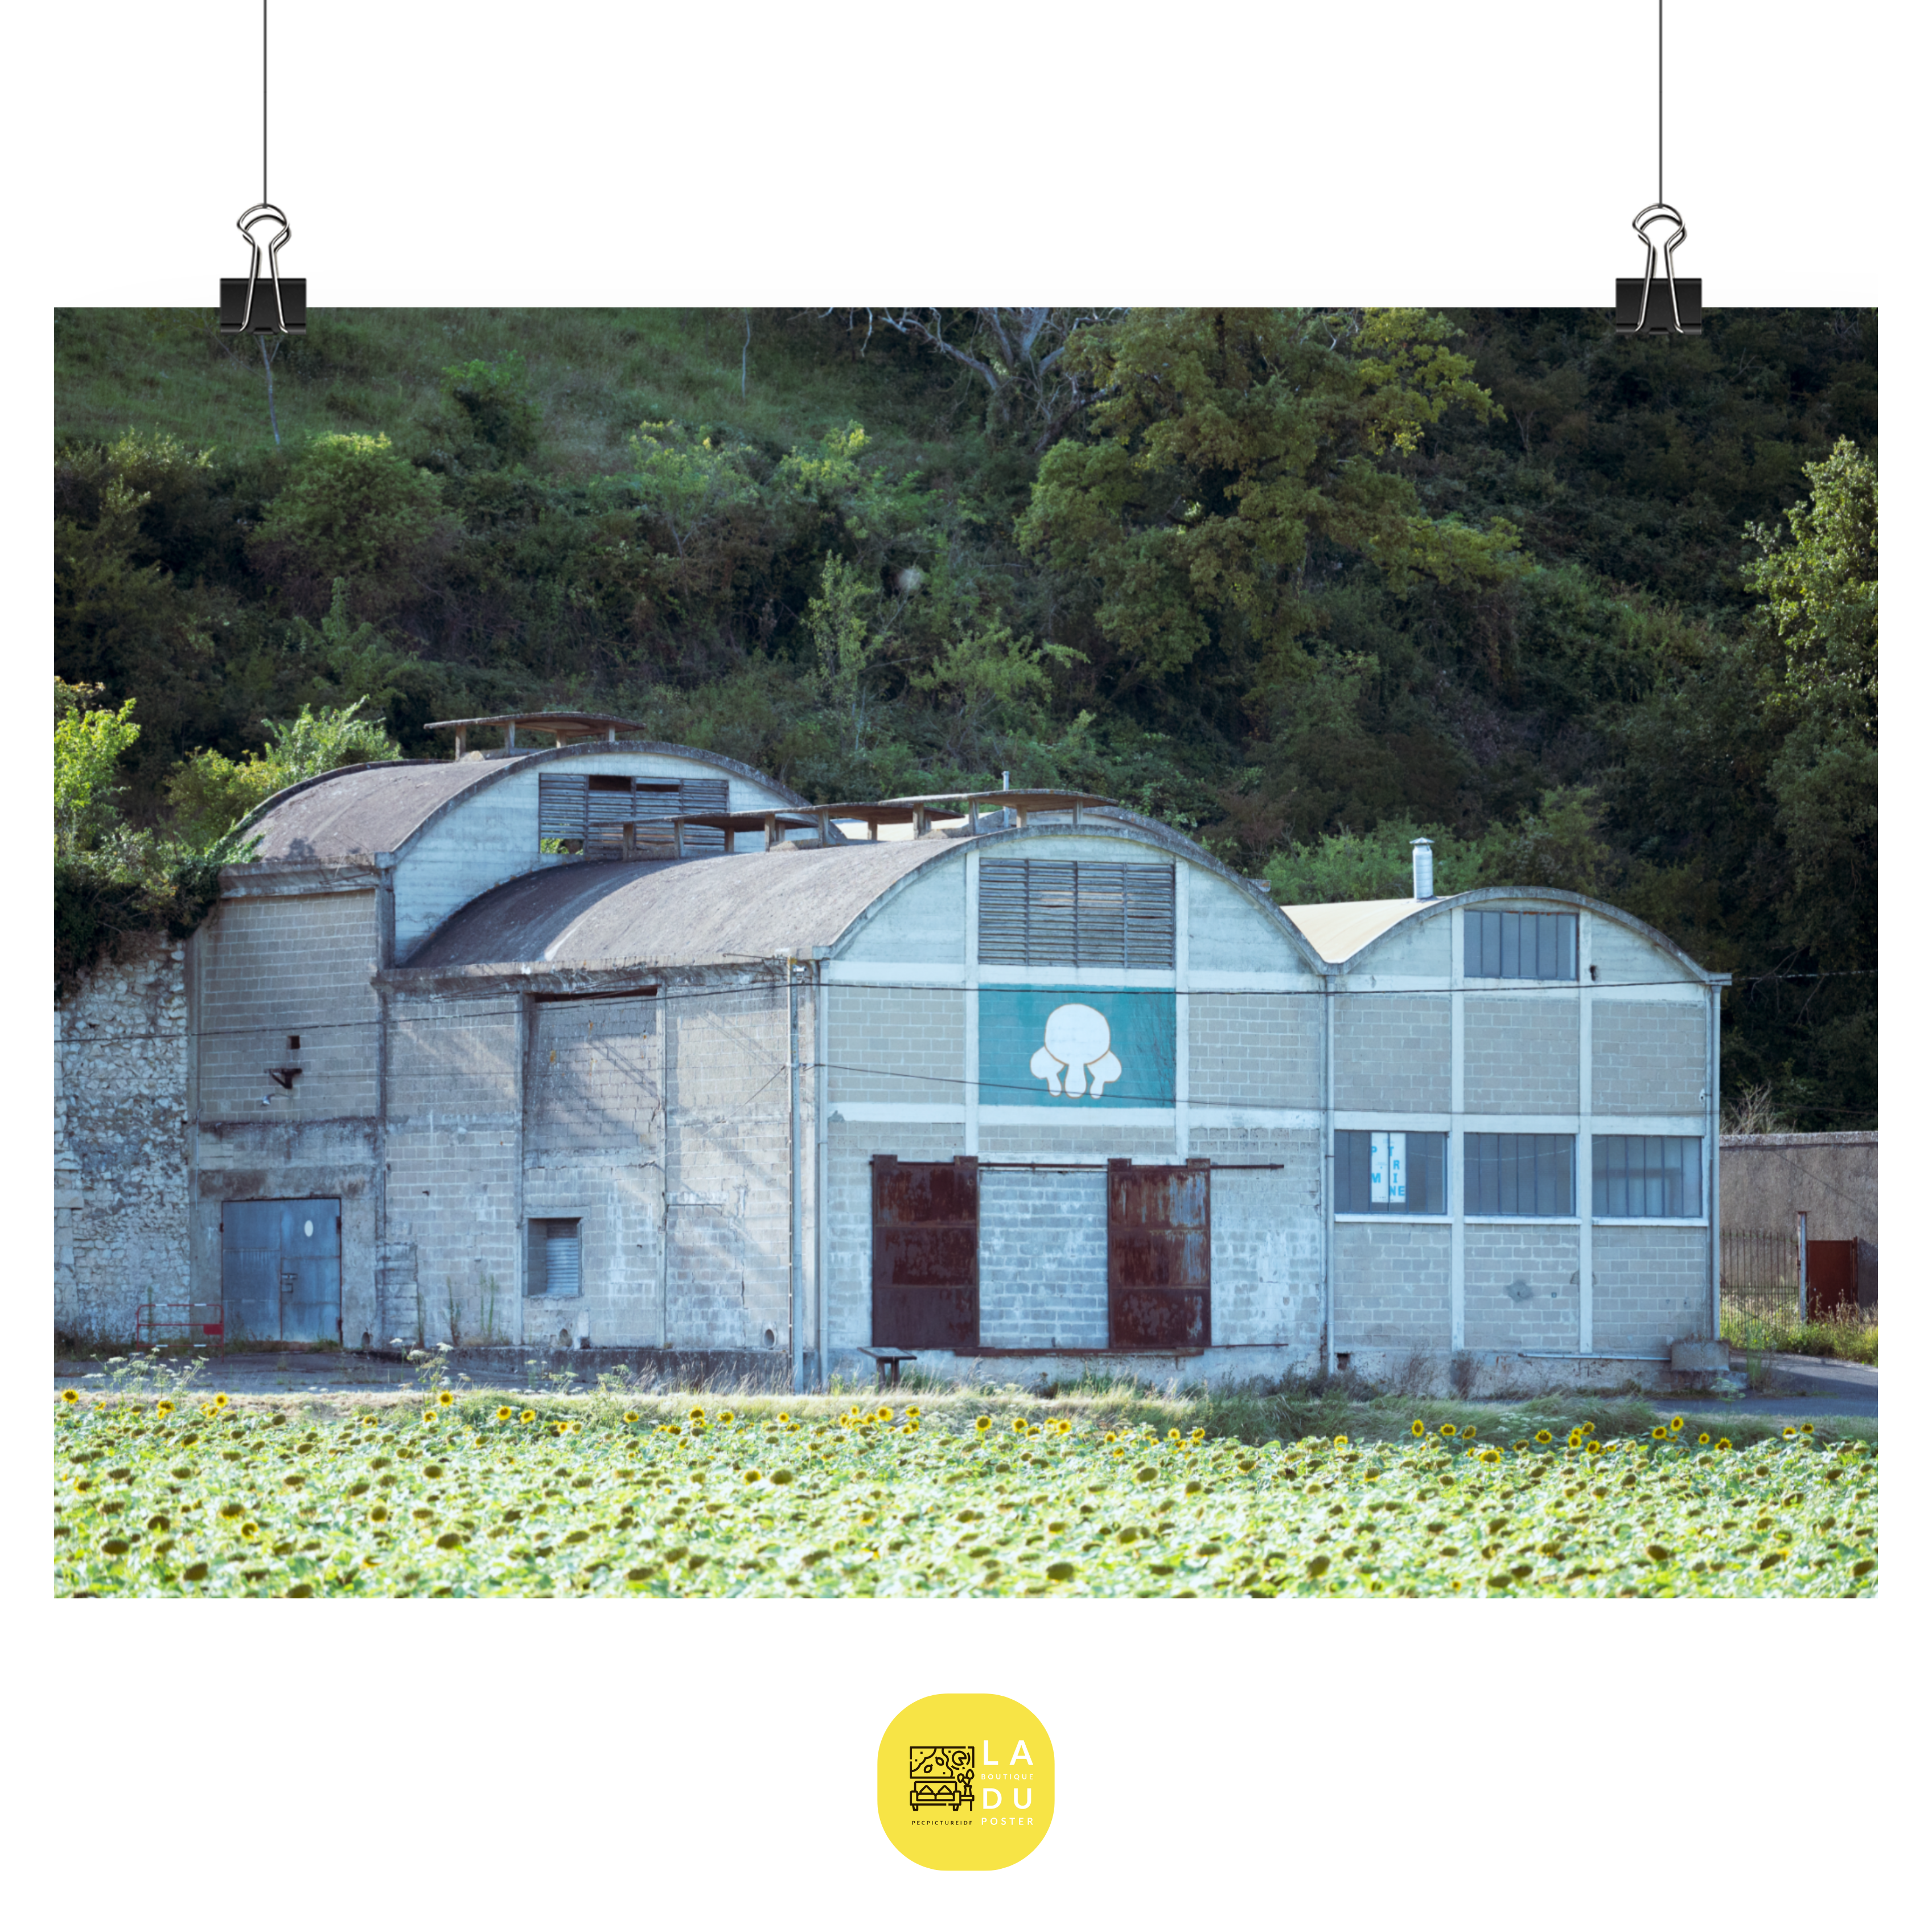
[977,987,1175,1108]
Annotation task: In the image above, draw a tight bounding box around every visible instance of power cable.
[54,967,1867,1051]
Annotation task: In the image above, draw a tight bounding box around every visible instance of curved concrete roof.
[1283,885,1720,981]
[231,742,810,867]
[404,839,951,970]
[398,817,1326,977]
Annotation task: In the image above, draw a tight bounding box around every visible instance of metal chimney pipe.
[1411,837,1435,901]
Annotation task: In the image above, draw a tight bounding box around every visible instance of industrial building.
[56,713,1732,1391]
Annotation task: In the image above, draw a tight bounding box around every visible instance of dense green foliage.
[54,1391,1877,1598]
[53,306,1876,1121]
[52,673,396,998]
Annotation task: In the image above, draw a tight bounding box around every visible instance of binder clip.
[219,202,306,334]
[1615,202,1700,335]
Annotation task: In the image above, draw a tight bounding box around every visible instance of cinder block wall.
[662,980,798,1355]
[827,985,963,1105]
[190,886,387,1342]
[1592,1002,1707,1113]
[1189,996,1321,1108]
[1200,1132,1322,1347]
[1335,994,1450,1112]
[55,940,190,1339]
[1464,997,1578,1113]
[828,1121,967,1353]
[194,889,382,1120]
[1593,1225,1712,1353]
[1334,1223,1452,1350]
[980,1168,1108,1349]
[383,996,521,1347]
[1462,1224,1580,1351]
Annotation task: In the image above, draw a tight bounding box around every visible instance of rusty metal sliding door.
[1107,1159,1210,1349]
[871,1156,980,1349]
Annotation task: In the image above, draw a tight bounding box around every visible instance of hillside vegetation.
[53,306,1876,1126]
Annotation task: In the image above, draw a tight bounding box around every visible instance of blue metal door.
[221,1199,342,1342]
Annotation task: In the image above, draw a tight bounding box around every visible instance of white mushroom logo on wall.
[1030,1003,1124,1099]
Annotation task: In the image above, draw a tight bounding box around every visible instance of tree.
[54,680,139,855]
[1017,309,1522,695]
[164,698,400,846]
[1742,437,1876,734]
[1741,439,1877,966]
[833,309,1124,447]
[248,432,453,619]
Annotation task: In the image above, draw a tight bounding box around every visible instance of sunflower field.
[53,1393,1878,1598]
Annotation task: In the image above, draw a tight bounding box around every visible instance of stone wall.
[55,940,190,1341]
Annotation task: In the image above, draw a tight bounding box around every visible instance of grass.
[1721,1297,1878,1367]
[54,307,989,485]
[54,1387,1877,1598]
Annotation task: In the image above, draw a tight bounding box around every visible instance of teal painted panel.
[978,986,1175,1108]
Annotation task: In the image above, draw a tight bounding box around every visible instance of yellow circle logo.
[876,1693,1055,1871]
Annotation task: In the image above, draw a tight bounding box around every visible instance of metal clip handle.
[235,202,293,334]
[1625,202,1688,335]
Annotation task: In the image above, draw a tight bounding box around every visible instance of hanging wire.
[263,0,269,204]
[1654,0,1669,204]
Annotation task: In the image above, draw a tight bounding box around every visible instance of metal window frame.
[1590,1133,1703,1219]
[1333,1129,1449,1215]
[1464,1132,1577,1218]
[525,1216,583,1297]
[1464,909,1579,982]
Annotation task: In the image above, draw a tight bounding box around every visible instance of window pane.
[1559,916,1577,979]
[1536,1136,1569,1215]
[1590,1136,1701,1218]
[1414,1128,1445,1205]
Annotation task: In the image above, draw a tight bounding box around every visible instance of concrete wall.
[1720,1134,1876,1243]
[190,882,388,1342]
[1464,996,1577,1113]
[382,995,523,1349]
[393,750,800,959]
[1592,1224,1713,1353]
[1207,1147,1323,1347]
[827,985,964,1106]
[979,1168,1109,1349]
[1189,995,1320,1109]
[1592,1001,1707,1114]
[1333,1222,1452,1351]
[1335,994,1451,1112]
[661,980,801,1355]
[1720,1132,1876,1309]
[55,940,190,1341]
[1462,1223,1580,1352]
[194,887,382,1121]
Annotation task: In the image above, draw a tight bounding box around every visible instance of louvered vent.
[538,774,589,849]
[979,860,1175,968]
[536,773,732,855]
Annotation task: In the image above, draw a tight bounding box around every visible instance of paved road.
[1664,1353,1877,1424]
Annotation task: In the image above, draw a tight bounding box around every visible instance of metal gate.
[1107,1159,1210,1349]
[221,1199,342,1343]
[871,1156,979,1349]
[1806,1239,1858,1318]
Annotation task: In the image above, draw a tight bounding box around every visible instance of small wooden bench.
[856,1346,918,1391]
